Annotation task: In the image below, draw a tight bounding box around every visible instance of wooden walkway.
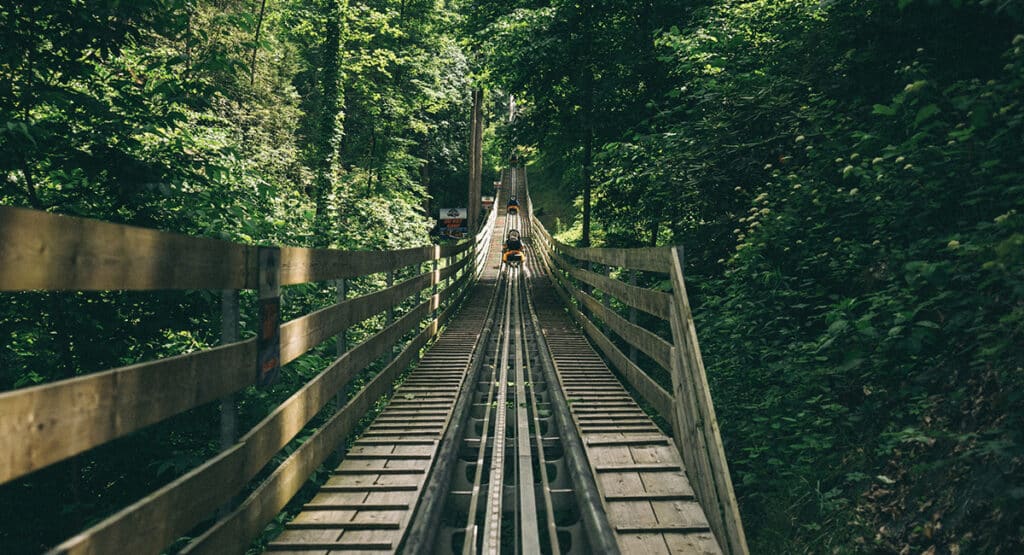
[266,284,492,553]
[531,279,723,554]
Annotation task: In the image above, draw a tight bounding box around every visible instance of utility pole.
[468,89,483,231]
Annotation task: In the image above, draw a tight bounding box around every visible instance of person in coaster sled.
[502,229,524,265]
[506,196,520,215]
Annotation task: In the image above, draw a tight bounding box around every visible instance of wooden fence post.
[256,247,281,386]
[386,269,395,362]
[667,246,748,555]
[335,278,347,408]
[601,264,612,337]
[432,247,440,318]
[218,288,239,517]
[629,270,638,364]
[219,289,239,450]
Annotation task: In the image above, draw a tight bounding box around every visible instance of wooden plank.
[530,216,670,273]
[650,500,711,528]
[549,248,671,321]
[50,296,435,555]
[551,271,674,422]
[280,270,434,365]
[0,206,258,291]
[616,525,711,534]
[667,247,748,555]
[440,252,470,282]
[440,240,472,258]
[182,313,439,555]
[279,245,435,285]
[567,281,674,371]
[617,532,670,553]
[607,500,658,527]
[555,244,671,274]
[663,532,723,554]
[0,339,256,485]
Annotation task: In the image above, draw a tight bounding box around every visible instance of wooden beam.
[279,244,437,285]
[548,248,672,321]
[529,214,671,273]
[0,206,258,291]
[0,339,256,485]
[50,296,436,555]
[554,243,672,274]
[181,311,441,555]
[667,247,748,555]
[280,269,433,365]
[565,278,673,371]
[547,266,674,422]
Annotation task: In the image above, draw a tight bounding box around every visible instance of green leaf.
[872,104,897,116]
[914,104,941,126]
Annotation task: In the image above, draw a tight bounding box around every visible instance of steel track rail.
[521,222,622,555]
[264,288,490,553]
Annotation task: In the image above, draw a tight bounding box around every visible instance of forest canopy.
[476,0,1024,552]
[2,0,1023,553]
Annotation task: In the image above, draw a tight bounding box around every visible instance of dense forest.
[478,0,1023,552]
[2,0,1023,553]
[0,0,475,552]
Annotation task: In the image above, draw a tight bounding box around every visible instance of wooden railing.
[528,206,750,555]
[0,205,490,554]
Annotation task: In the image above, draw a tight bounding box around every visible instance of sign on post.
[482,196,494,210]
[438,207,468,239]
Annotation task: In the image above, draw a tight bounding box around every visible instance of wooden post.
[667,246,748,555]
[386,269,395,361]
[446,253,453,293]
[629,270,638,364]
[432,248,440,318]
[335,278,347,408]
[218,289,239,517]
[468,89,483,232]
[219,290,239,450]
[256,247,281,386]
[601,265,612,337]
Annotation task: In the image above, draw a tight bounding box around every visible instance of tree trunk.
[313,0,344,247]
[249,0,268,85]
[581,127,592,247]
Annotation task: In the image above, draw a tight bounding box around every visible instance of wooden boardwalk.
[531,279,723,554]
[266,285,492,553]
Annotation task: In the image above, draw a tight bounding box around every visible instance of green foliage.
[0,0,471,551]
[485,0,1024,551]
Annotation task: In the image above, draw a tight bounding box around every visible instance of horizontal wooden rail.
[530,208,748,555]
[441,240,473,258]
[554,244,672,274]
[529,212,670,273]
[0,206,258,291]
[0,206,467,292]
[548,247,672,321]
[538,243,674,422]
[181,278,472,554]
[280,245,431,285]
[280,267,440,365]
[50,272,471,555]
[0,339,256,485]
[1,248,465,486]
[563,278,674,371]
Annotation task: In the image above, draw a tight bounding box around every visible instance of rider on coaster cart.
[507,196,520,215]
[503,229,524,266]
